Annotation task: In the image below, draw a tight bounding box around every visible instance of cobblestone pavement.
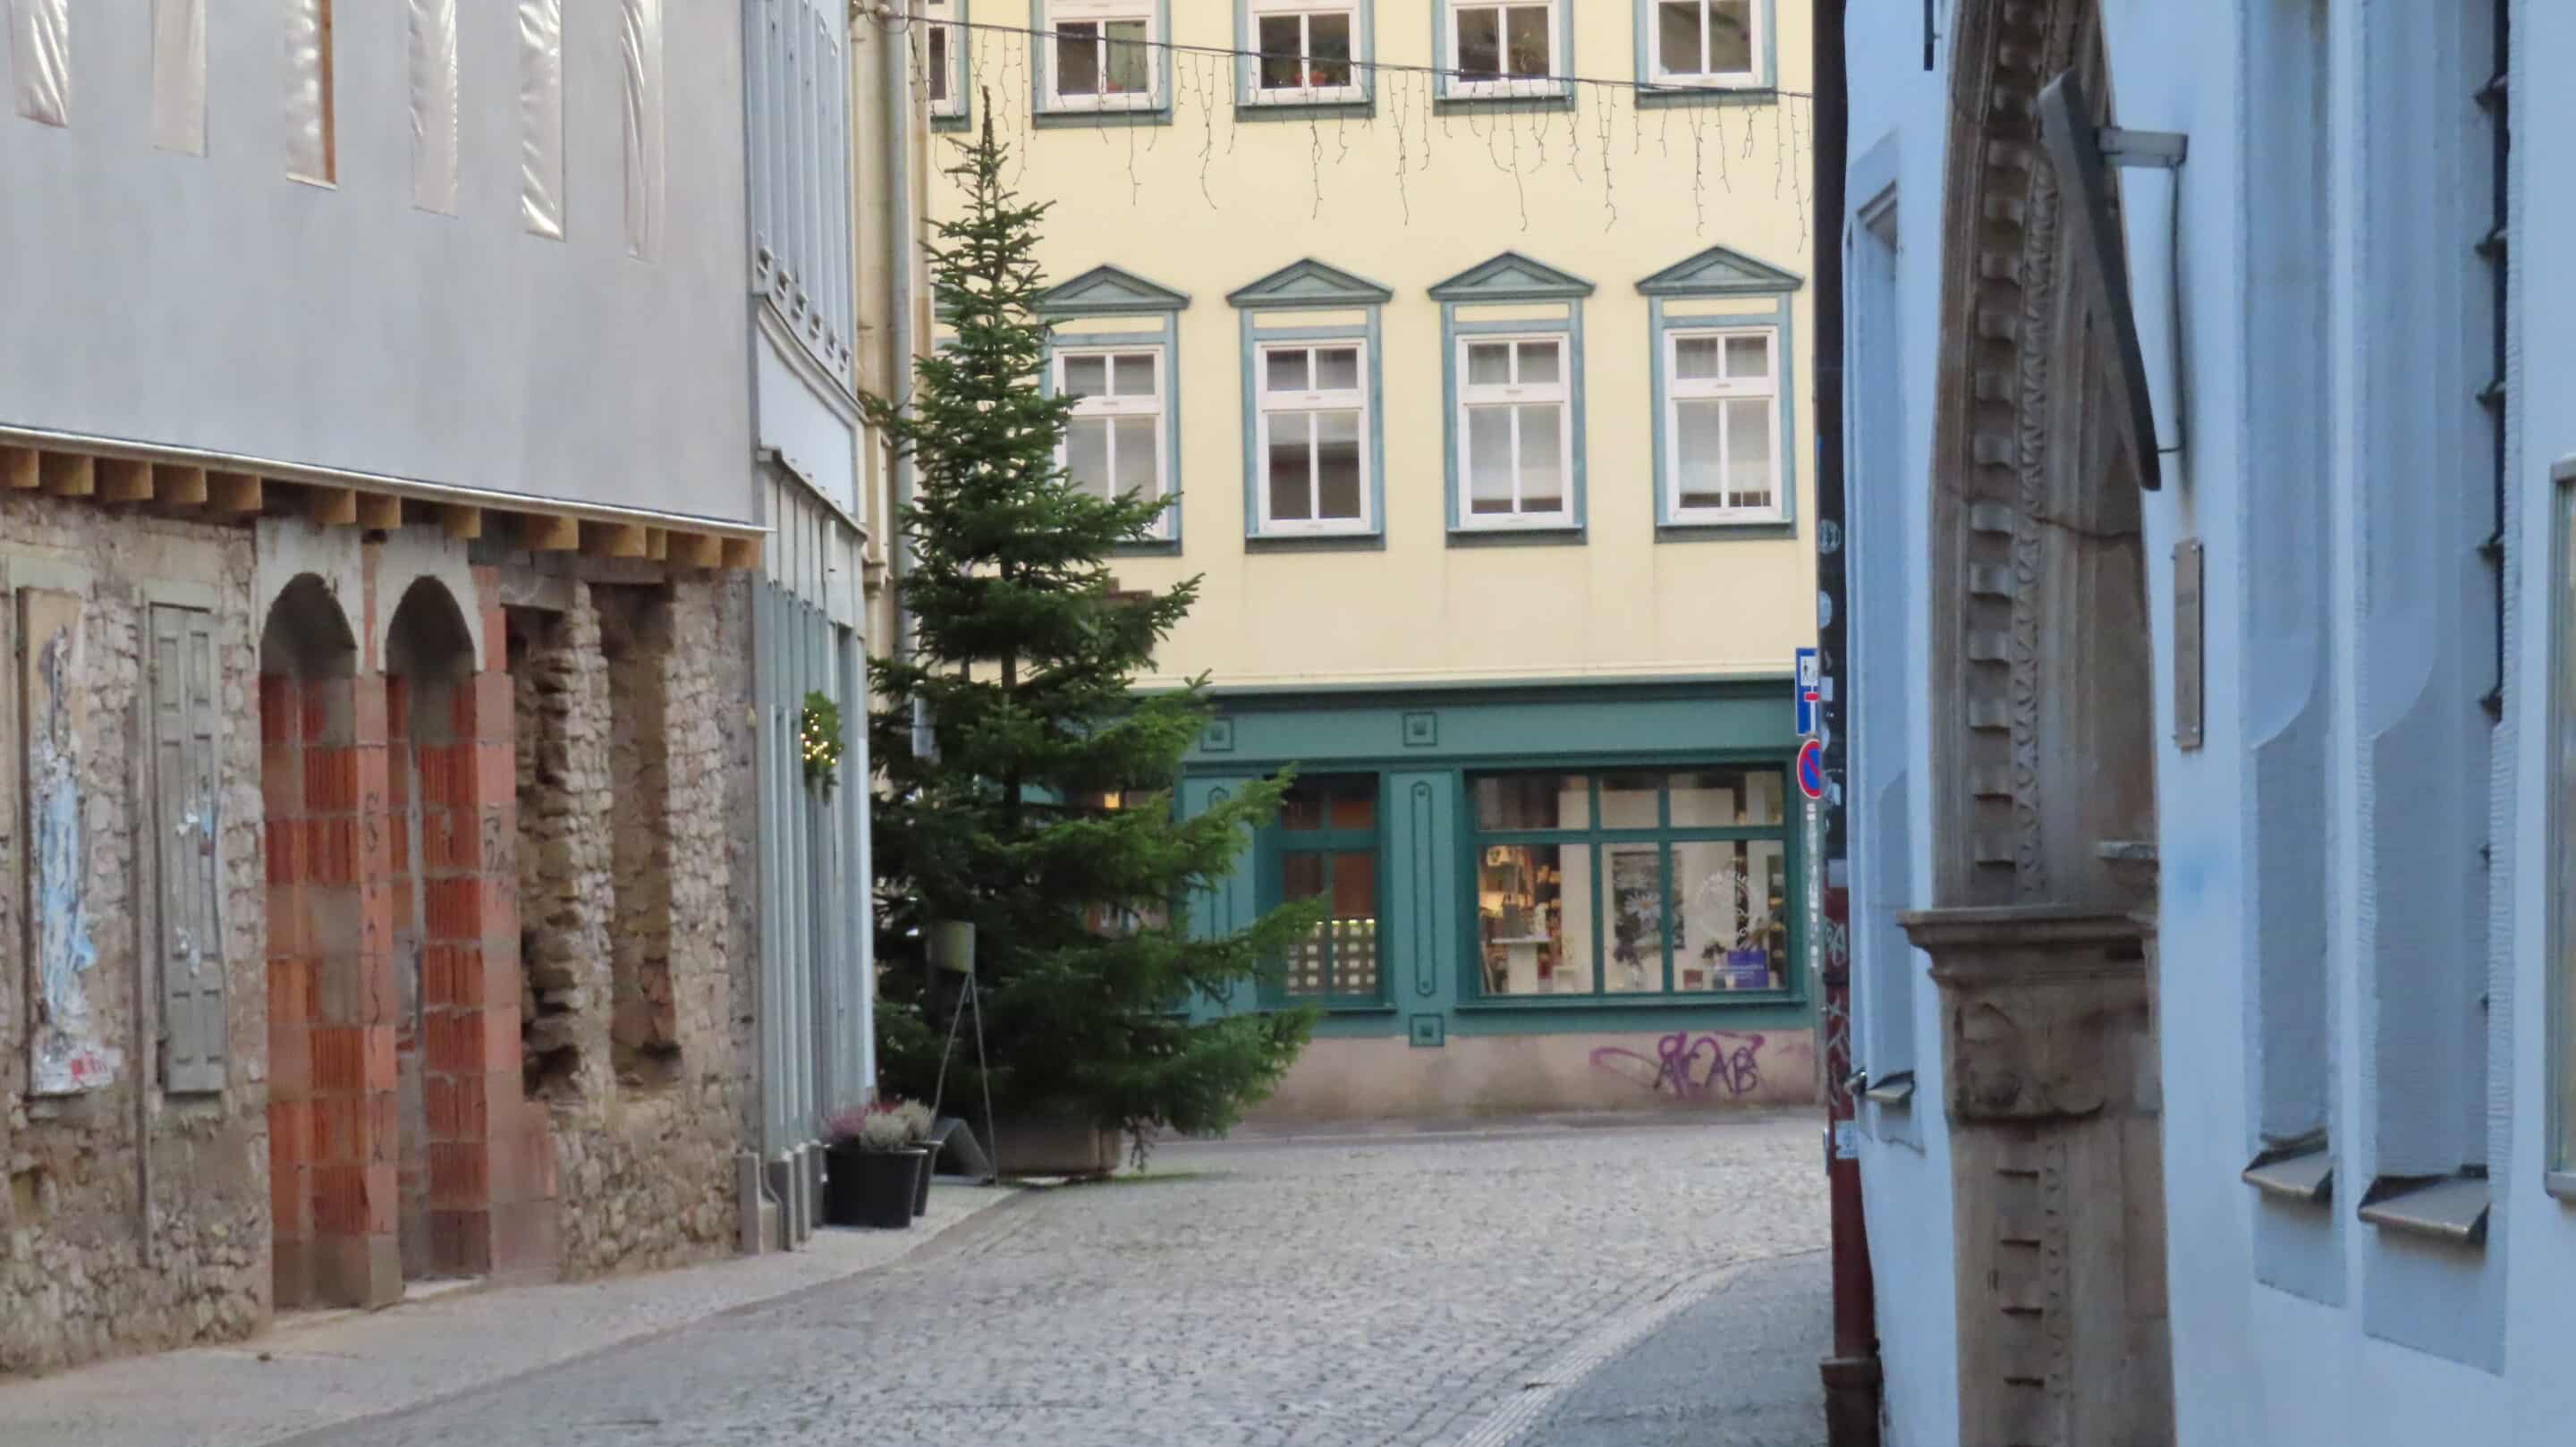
[286,1113,1826,1447]
[1518,1252,1828,1447]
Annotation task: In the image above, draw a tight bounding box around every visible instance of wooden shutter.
[150,605,227,1094]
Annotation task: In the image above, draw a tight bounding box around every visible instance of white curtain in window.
[151,0,206,153]
[520,0,567,239]
[621,0,666,258]
[10,0,68,127]
[410,0,460,213]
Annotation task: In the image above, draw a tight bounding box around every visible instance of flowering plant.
[825,1096,935,1151]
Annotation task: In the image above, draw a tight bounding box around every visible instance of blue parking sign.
[1794,647,1820,737]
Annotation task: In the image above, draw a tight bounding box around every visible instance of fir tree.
[860,114,1318,1155]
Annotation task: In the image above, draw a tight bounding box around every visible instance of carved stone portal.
[1915,0,2171,1443]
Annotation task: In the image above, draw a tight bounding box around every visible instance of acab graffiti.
[1590,1030,1767,1102]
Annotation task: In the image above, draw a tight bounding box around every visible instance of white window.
[1459,336,1572,527]
[1650,0,1760,86]
[1665,328,1780,520]
[1250,0,1361,105]
[1446,2,1559,99]
[1257,343,1371,534]
[924,0,965,117]
[1044,0,1158,110]
[1056,347,1170,532]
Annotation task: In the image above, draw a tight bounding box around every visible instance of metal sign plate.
[2174,538,2204,750]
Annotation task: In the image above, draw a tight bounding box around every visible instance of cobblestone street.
[280,1113,1822,1447]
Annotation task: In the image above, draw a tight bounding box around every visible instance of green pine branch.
[861,114,1318,1150]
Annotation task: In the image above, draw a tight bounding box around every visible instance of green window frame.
[1465,766,1794,1002]
[1258,773,1386,1009]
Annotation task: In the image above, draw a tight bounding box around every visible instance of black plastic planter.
[911,1148,936,1218]
[823,1146,925,1229]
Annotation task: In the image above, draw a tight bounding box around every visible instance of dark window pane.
[1658,1,1701,73]
[1258,14,1302,89]
[1282,852,1329,996]
[1669,767,1786,826]
[1504,4,1551,78]
[1604,844,1669,994]
[1309,13,1354,87]
[1479,842,1594,995]
[1328,852,1380,997]
[1280,782,1325,831]
[1317,411,1363,520]
[1328,785,1376,831]
[1105,21,1150,93]
[1710,1,1755,73]
[1267,414,1313,520]
[1056,21,1100,96]
[1601,773,1661,828]
[1473,774,1590,830]
[1674,838,1786,992]
[1456,6,1501,79]
[929,27,953,101]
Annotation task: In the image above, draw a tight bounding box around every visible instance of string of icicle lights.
[893,11,1816,244]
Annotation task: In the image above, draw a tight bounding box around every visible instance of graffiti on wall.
[1590,1030,1766,1102]
[24,590,119,1094]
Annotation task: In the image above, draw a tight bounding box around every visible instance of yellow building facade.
[921,0,1819,1120]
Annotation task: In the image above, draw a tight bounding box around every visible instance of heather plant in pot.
[822,1101,928,1230]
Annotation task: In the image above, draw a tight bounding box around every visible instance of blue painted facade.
[1844,2,2576,1442]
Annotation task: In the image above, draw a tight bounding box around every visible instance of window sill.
[1448,525,1585,549]
[2241,1138,2334,1206]
[1457,991,1799,1012]
[1114,537,1183,558]
[1236,97,1376,123]
[2358,1172,2489,1248]
[2547,1171,2576,1203]
[1033,106,1173,130]
[930,112,973,132]
[1635,83,1779,111]
[1862,1070,1916,1107]
[1245,531,1385,554]
[1261,1001,1394,1017]
[1435,89,1576,115]
[1657,520,1796,544]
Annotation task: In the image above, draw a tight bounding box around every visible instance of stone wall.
[0,494,268,1375]
[510,571,749,1280]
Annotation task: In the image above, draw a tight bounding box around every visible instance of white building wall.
[1847,2,2576,1442]
[1841,8,1961,1444]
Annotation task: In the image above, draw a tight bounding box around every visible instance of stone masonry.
[0,493,267,1375]
[507,571,748,1281]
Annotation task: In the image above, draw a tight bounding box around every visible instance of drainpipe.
[1812,3,1883,1444]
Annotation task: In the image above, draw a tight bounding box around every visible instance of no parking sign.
[1796,737,1826,801]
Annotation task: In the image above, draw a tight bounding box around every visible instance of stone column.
[1900,905,2171,1447]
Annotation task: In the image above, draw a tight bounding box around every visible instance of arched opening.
[258,575,392,1310]
[1900,3,2171,1442]
[383,578,493,1283]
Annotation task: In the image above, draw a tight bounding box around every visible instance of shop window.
[1662,327,1782,521]
[1043,0,1161,111]
[1444,1,1564,101]
[1055,344,1173,536]
[1471,767,1791,999]
[1266,775,1382,1005]
[1457,336,1574,529]
[1248,0,1362,106]
[1256,342,1373,536]
[1646,1,1762,89]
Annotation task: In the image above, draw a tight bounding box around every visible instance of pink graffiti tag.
[1589,1030,1766,1102]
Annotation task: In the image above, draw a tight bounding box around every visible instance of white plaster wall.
[1841,8,1961,1443]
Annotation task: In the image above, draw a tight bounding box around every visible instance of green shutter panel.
[151,605,227,1094]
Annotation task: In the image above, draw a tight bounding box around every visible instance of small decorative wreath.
[801,691,844,798]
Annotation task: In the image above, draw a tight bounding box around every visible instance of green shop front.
[1179,678,1817,1121]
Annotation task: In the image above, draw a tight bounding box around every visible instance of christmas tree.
[860,114,1318,1155]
